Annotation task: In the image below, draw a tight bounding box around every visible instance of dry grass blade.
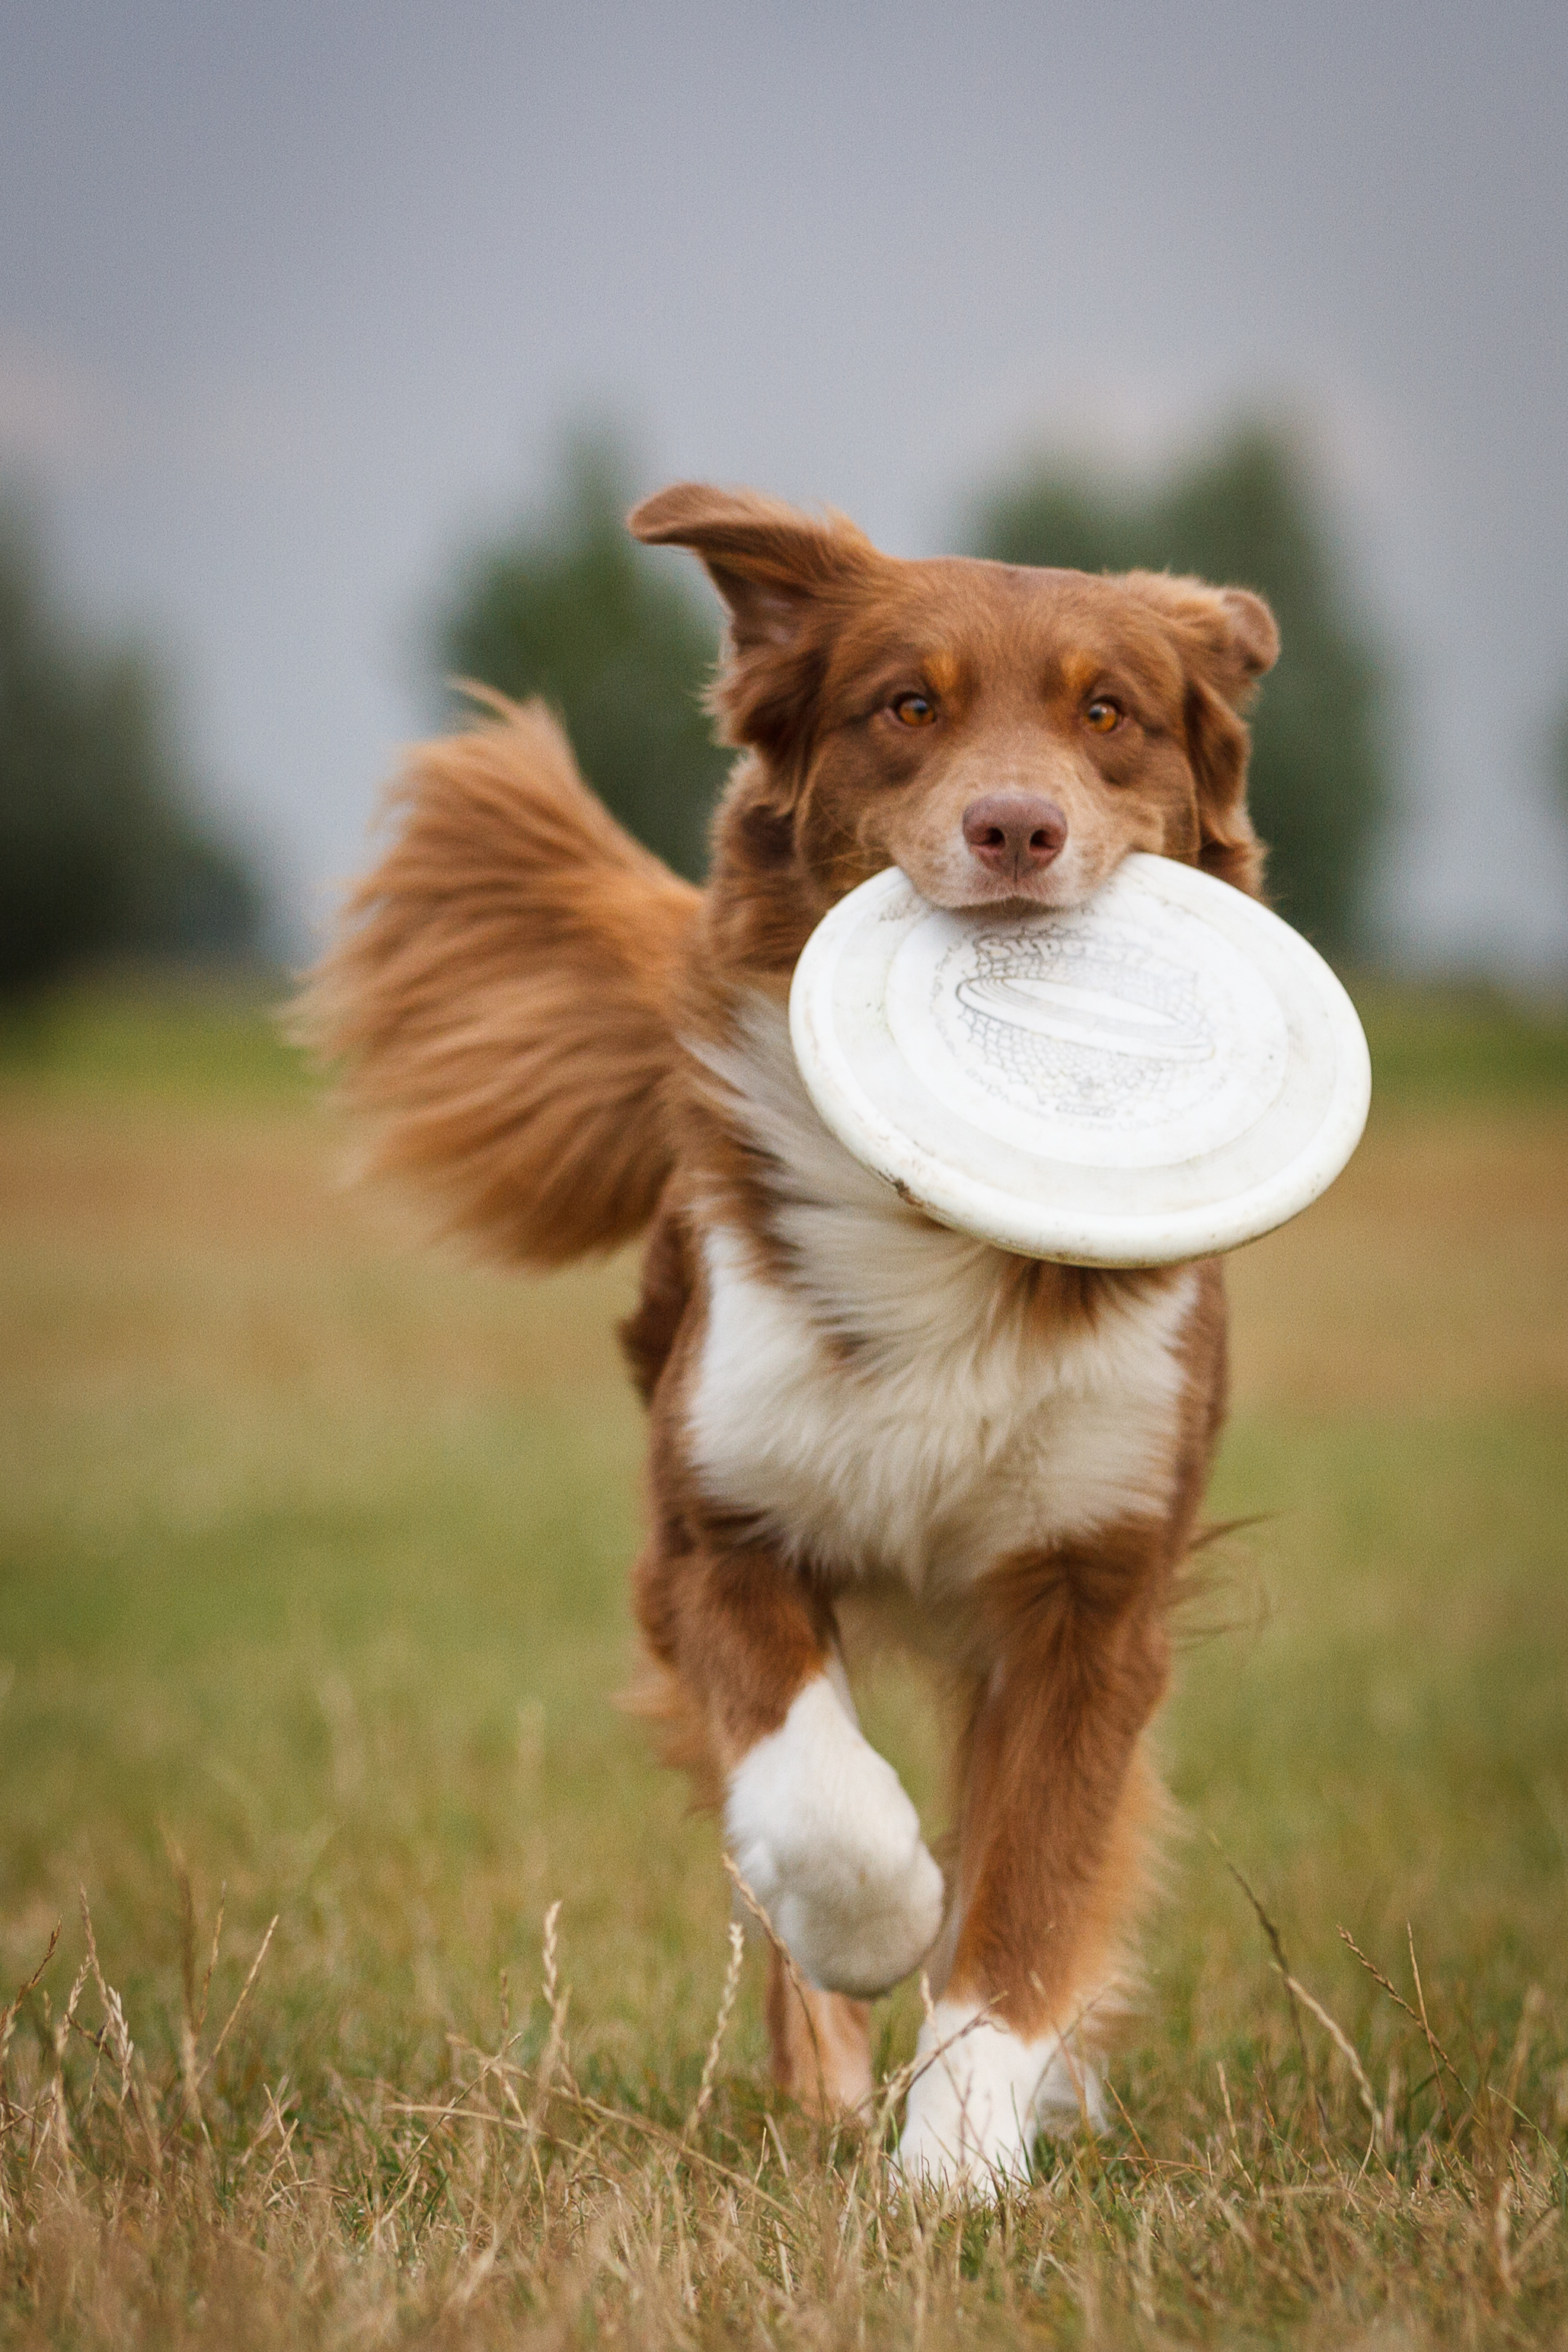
[161,1833,218,2151]
[198,1913,278,2085]
[1407,1921,1458,2138]
[40,1957,91,2179]
[1216,1845,1327,2133]
[196,1888,225,2038]
[1101,2069,1159,2175]
[1339,1924,1467,2127]
[164,1828,200,2030]
[526,1900,572,2128]
[77,1890,162,2166]
[1276,1970,1383,2150]
[1501,1985,1543,2114]
[0,1922,60,2093]
[1338,1926,1424,2032]
[685,1920,744,2139]
[723,1855,829,2112]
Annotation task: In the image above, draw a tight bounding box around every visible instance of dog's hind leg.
[765,1947,873,2117]
[623,1605,877,2114]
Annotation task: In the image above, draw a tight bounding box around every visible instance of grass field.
[2,976,1566,2347]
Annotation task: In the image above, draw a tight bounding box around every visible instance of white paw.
[896,2001,1103,2194]
[724,1675,944,1998]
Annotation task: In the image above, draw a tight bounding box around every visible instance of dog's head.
[631,484,1277,952]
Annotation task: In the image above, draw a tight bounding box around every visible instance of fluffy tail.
[299,694,702,1267]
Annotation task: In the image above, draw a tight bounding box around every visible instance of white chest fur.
[685,1000,1197,1592]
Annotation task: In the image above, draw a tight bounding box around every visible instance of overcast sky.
[4,0,1566,973]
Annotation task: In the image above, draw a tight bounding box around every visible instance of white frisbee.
[788,853,1371,1267]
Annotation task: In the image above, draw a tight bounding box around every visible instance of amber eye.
[889,692,937,727]
[1085,698,1121,733]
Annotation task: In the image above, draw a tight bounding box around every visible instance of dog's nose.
[961,794,1068,882]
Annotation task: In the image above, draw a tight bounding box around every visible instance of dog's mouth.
[922,867,1104,919]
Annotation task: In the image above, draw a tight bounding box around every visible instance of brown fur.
[940,1264,1228,2039]
[299,695,699,1266]
[305,485,1278,2120]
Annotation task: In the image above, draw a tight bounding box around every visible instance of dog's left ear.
[629,483,878,759]
[1126,573,1279,897]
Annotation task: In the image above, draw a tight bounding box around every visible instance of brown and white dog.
[305,484,1279,2187]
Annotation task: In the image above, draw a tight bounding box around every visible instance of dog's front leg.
[899,1531,1170,2190]
[636,1533,945,2018]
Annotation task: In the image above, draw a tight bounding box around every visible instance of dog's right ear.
[629,483,877,757]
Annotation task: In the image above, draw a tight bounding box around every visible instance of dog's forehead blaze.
[1005,576,1193,709]
[821,557,1190,717]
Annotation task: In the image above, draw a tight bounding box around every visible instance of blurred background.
[3,0,1568,993]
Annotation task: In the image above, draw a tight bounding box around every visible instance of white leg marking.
[897,1999,1104,2191]
[723,1676,944,1999]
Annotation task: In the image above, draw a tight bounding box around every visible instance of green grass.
[4,965,1565,1108]
[1,976,1566,2347]
[1352,978,1568,1104]
[0,967,308,1104]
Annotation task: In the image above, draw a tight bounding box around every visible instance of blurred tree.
[438,437,728,879]
[969,428,1387,955]
[0,503,260,998]
[1550,693,1568,836]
